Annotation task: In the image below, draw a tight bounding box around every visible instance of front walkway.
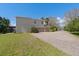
[31,31,79,55]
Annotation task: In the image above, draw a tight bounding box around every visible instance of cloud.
[57,17,65,27]
[57,17,64,23]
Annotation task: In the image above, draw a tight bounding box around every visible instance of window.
[41,21,43,24]
[34,20,36,24]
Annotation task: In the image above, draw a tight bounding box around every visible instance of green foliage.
[31,27,39,33]
[50,26,58,32]
[71,32,79,35]
[64,17,79,32]
[0,17,10,34]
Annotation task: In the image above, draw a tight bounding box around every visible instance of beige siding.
[16,17,34,33]
[16,16,56,33]
[16,17,44,33]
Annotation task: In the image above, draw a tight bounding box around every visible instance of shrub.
[71,32,79,35]
[31,27,39,33]
[64,17,79,32]
[50,26,57,32]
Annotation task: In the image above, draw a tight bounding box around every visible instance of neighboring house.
[8,26,16,33]
[16,16,57,33]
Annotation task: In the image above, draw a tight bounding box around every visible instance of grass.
[0,33,67,56]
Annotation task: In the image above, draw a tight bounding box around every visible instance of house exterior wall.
[16,17,33,33]
[16,16,57,33]
[16,17,44,33]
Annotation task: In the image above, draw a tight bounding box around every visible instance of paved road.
[31,31,79,56]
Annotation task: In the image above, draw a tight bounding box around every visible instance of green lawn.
[0,33,67,56]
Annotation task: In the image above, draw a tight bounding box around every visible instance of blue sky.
[0,3,79,26]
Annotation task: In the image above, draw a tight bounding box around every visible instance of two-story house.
[16,16,57,33]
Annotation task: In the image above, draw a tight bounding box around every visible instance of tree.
[3,18,10,27]
[64,17,79,32]
[41,17,44,20]
[64,8,79,32]
[0,17,10,33]
[64,8,79,26]
[64,8,79,20]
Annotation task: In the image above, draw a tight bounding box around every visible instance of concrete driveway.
[31,31,79,56]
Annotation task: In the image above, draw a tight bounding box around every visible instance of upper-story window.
[34,20,36,24]
[41,21,43,24]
